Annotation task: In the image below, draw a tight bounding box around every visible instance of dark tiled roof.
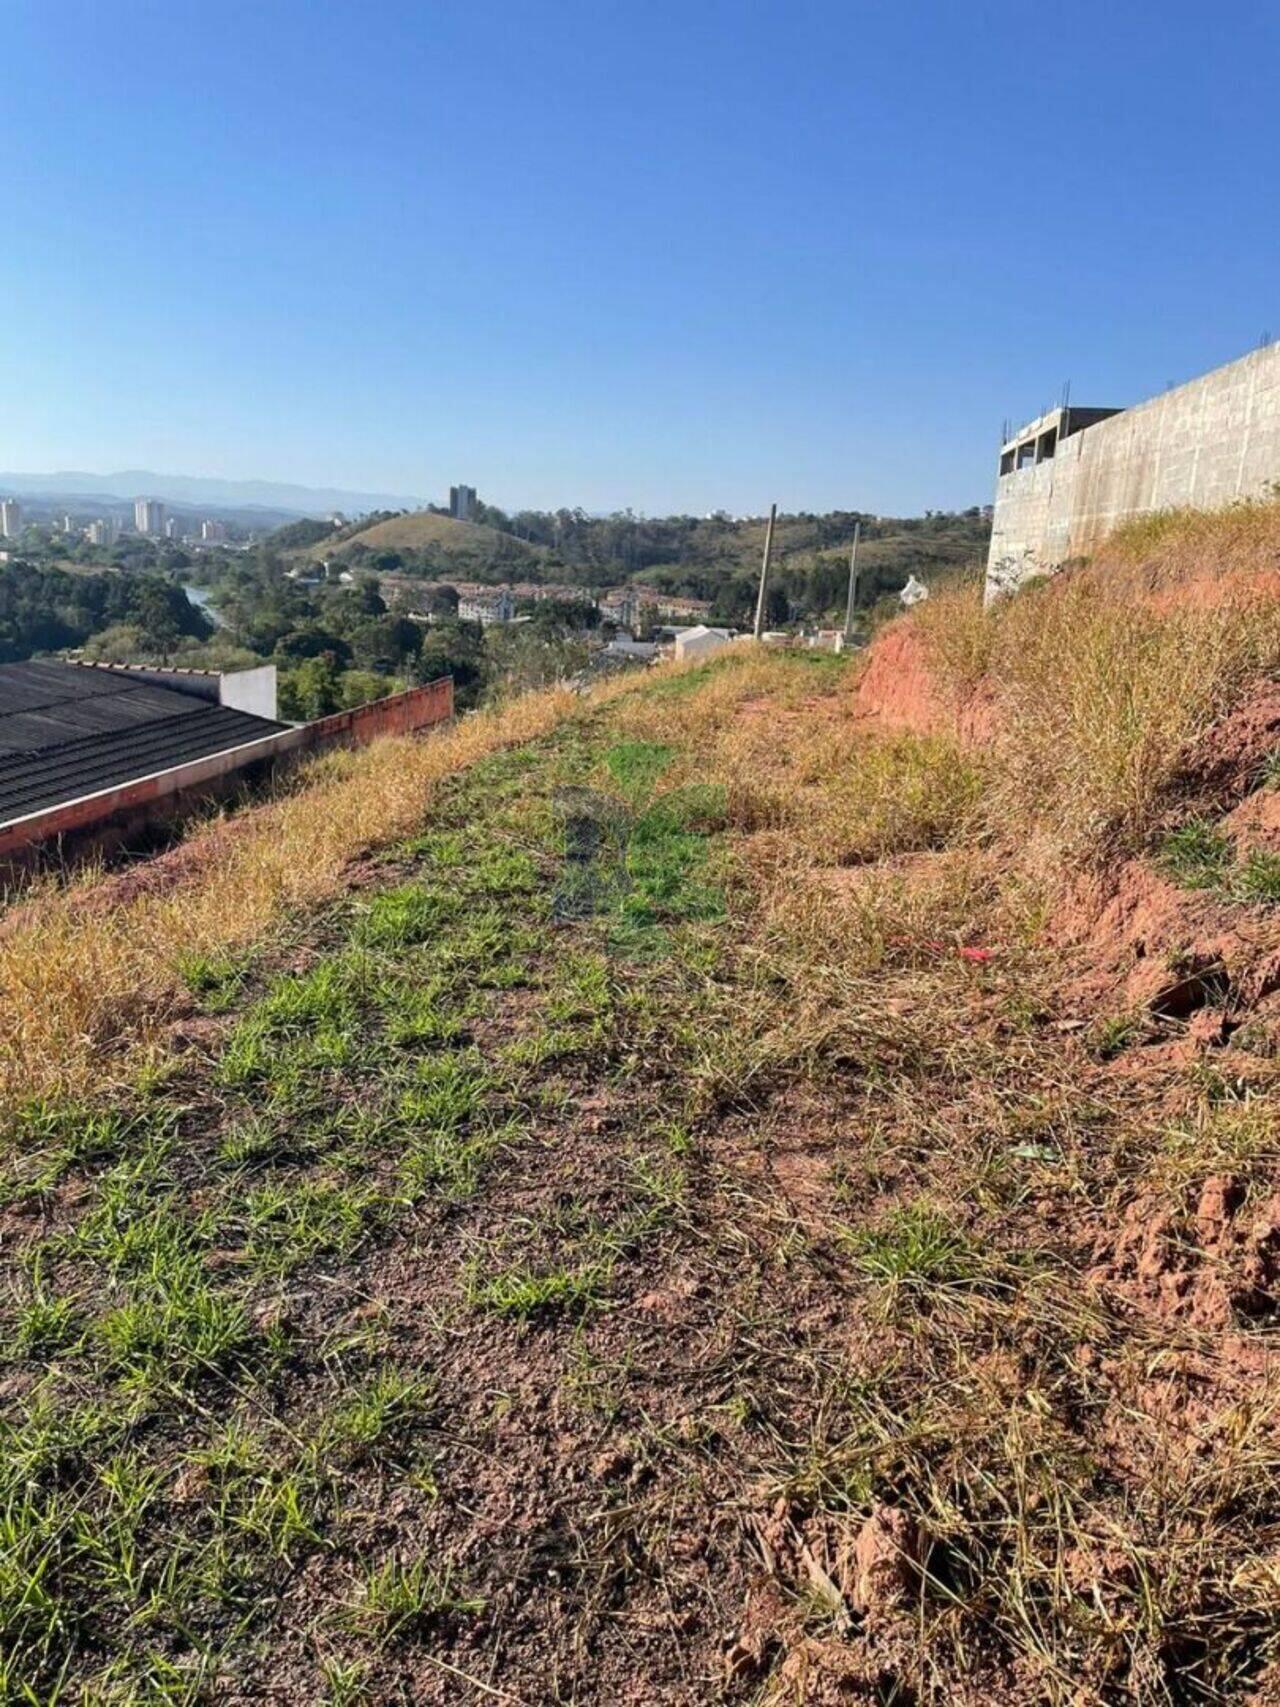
[0,660,287,826]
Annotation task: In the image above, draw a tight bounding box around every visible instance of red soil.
[852,616,995,742]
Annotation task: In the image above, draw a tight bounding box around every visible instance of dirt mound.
[1176,681,1280,810]
[853,621,948,735]
[852,616,994,741]
[1042,679,1280,1047]
[1092,1172,1280,1333]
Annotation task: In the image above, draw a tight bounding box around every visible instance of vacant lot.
[4,569,1280,1701]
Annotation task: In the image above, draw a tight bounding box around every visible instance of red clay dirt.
[852,617,996,742]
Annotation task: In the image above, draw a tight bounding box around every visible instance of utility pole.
[753,502,777,641]
[842,521,861,647]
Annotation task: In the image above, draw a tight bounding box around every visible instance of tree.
[421,582,459,617]
[417,619,487,709]
[273,626,353,666]
[347,615,421,674]
[80,623,149,663]
[337,669,394,710]
[278,654,342,720]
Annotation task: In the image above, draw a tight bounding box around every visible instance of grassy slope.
[296,511,541,565]
[289,509,988,597]
[5,518,1280,1699]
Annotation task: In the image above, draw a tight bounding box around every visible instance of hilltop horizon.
[0,468,426,519]
[0,467,989,524]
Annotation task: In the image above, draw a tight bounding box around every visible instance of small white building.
[602,635,658,664]
[673,624,733,661]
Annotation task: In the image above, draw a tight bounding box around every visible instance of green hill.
[286,509,541,573]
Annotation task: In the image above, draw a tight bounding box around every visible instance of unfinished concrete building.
[986,342,1280,599]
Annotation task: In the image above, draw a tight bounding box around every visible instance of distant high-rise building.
[134,498,166,536]
[200,519,227,542]
[87,518,116,548]
[449,484,477,522]
[164,516,180,540]
[0,500,22,539]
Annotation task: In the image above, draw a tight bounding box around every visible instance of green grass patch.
[355,882,463,949]
[604,739,674,804]
[843,1204,980,1296]
[346,1558,484,1642]
[467,1260,609,1320]
[1232,848,1280,903]
[1156,821,1234,889]
[177,949,251,1012]
[1158,821,1280,905]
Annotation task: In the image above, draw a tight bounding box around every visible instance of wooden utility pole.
[753,503,777,640]
[842,521,861,645]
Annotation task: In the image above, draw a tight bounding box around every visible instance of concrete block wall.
[987,343,1280,597]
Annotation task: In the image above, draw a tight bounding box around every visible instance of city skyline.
[4,2,1280,515]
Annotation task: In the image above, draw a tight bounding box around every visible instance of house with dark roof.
[0,660,288,833]
[0,659,454,860]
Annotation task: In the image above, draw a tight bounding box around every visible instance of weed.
[177,949,249,1011]
[355,883,461,949]
[96,1265,256,1386]
[347,1558,484,1641]
[467,1260,609,1320]
[1157,820,1234,889]
[395,1051,491,1131]
[397,1121,506,1203]
[324,1367,429,1458]
[242,1180,381,1277]
[1090,1013,1143,1061]
[1232,848,1280,903]
[321,1656,371,1705]
[843,1203,980,1295]
[12,1285,80,1359]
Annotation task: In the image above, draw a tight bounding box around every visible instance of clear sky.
[4,0,1279,516]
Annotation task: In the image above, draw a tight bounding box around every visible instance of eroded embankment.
[849,538,1280,1063]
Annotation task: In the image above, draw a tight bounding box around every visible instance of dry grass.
[910,529,1280,857]
[1104,491,1280,579]
[0,654,789,1118]
[990,576,1280,851]
[6,586,1280,1698]
[0,685,582,1111]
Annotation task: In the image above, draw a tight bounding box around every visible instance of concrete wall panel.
[988,344,1280,597]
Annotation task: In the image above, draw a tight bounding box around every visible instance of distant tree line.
[0,563,210,662]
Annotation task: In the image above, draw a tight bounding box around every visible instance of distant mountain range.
[0,470,426,518]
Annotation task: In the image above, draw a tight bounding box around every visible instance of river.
[181,585,225,627]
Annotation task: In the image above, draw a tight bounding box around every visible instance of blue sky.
[3,0,1278,515]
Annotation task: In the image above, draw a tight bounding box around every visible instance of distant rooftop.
[0,660,286,827]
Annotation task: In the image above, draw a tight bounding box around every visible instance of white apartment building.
[134,498,166,536]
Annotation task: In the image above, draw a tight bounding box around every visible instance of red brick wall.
[302,675,454,750]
